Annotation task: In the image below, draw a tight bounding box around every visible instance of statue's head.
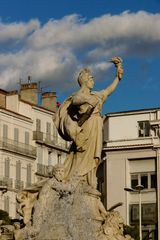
[16,191,28,203]
[77,68,94,89]
[52,164,65,182]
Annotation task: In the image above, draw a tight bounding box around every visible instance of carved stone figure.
[16,191,38,226]
[99,211,134,240]
[55,57,123,188]
[14,164,81,239]
[14,58,134,240]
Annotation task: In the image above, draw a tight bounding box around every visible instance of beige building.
[103,108,160,240]
[0,81,68,219]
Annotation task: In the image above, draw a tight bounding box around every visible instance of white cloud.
[0,19,40,43]
[0,11,160,91]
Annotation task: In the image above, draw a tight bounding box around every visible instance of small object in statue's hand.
[109,56,123,80]
[109,56,123,65]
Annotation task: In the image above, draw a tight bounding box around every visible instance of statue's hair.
[77,68,91,86]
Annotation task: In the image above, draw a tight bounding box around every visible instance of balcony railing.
[0,137,36,157]
[15,180,24,190]
[0,177,13,188]
[25,182,32,188]
[33,131,43,141]
[36,163,49,177]
[33,131,69,150]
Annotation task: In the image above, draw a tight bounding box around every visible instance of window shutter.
[14,128,19,142]
[26,164,32,186]
[4,158,10,178]
[4,196,9,212]
[36,119,41,132]
[3,124,8,140]
[25,132,29,145]
[16,161,21,181]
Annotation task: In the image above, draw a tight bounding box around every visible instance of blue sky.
[0,0,160,114]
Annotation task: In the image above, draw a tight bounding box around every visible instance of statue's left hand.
[110,56,124,80]
[117,65,123,80]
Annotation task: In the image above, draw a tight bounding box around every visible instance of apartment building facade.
[0,82,68,218]
[103,108,160,240]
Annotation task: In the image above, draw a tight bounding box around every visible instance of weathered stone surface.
[13,59,133,240]
[14,176,133,240]
[54,58,123,189]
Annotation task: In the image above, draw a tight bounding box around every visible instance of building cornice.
[20,99,55,114]
[105,107,160,118]
[103,143,153,151]
[33,105,55,115]
[0,108,33,123]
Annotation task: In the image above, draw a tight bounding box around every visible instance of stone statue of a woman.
[55,57,123,188]
[14,57,131,240]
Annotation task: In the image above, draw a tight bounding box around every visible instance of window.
[26,164,32,187]
[16,161,21,181]
[46,122,51,134]
[141,174,148,189]
[36,119,41,132]
[138,121,150,137]
[46,122,51,141]
[37,147,43,164]
[131,174,138,189]
[4,158,10,178]
[142,230,157,240]
[3,124,8,140]
[130,203,157,225]
[53,125,58,143]
[151,174,157,188]
[25,132,29,145]
[48,152,52,166]
[4,196,9,213]
[131,172,156,190]
[14,128,19,143]
[57,153,61,164]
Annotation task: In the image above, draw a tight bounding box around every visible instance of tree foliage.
[0,209,12,225]
[124,224,139,240]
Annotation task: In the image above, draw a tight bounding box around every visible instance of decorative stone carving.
[55,57,123,189]
[14,58,133,240]
[98,211,134,240]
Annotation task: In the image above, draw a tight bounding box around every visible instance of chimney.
[0,89,7,108]
[20,80,38,105]
[41,92,57,112]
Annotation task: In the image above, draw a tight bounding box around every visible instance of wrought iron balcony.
[33,131,69,151]
[25,182,32,188]
[15,180,24,190]
[0,137,36,157]
[36,163,49,177]
[0,177,13,188]
[33,131,43,141]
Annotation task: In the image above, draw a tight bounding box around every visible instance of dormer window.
[138,121,150,137]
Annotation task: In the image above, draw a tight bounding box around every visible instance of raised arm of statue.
[101,57,123,102]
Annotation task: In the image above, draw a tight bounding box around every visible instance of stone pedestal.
[14,179,133,240]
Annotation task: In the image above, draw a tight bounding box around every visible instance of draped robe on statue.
[54,90,107,184]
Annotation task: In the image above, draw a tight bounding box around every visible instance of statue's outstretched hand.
[110,56,124,80]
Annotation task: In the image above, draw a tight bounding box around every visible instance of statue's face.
[82,73,94,89]
[54,168,64,181]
